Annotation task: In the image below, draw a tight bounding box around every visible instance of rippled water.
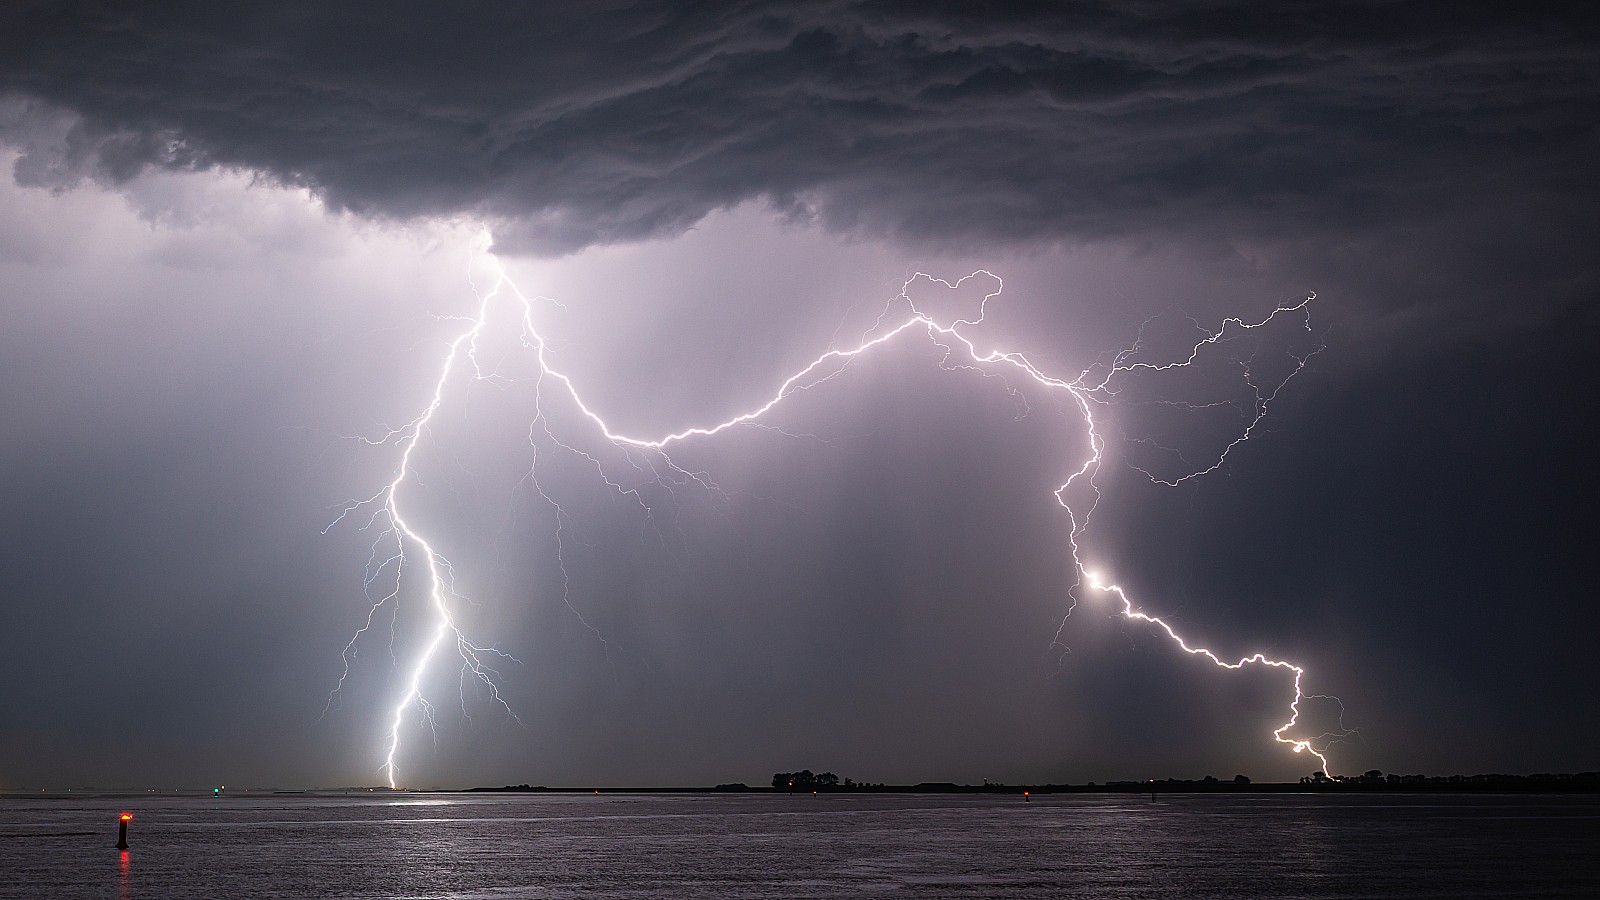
[3,792,1596,898]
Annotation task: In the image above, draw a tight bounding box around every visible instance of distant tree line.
[1302,769,1600,786]
[1106,775,1251,787]
[772,770,884,791]
[461,768,1600,795]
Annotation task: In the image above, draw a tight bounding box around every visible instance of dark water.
[2,792,1596,898]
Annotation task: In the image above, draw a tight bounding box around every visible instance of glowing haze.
[339,232,1343,786]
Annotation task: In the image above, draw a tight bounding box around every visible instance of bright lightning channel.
[328,229,1349,788]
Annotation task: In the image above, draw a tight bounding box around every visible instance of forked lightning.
[328,230,1349,787]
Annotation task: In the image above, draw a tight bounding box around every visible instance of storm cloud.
[3,1,1594,257]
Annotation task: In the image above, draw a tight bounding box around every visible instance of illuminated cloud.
[1,2,1593,257]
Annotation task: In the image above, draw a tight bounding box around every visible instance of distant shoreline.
[466,775,1600,796]
[9,773,1597,798]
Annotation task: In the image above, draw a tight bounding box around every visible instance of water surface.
[3,792,1595,898]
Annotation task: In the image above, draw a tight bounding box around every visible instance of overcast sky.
[1,2,1596,790]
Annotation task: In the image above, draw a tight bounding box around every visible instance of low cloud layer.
[3,2,1595,256]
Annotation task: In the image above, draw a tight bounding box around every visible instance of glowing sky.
[0,3,1595,789]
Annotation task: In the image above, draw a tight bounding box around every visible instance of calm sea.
[2,792,1595,898]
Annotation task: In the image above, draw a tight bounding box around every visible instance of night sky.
[1,3,1595,790]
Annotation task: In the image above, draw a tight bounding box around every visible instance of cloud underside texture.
[1,1,1595,255]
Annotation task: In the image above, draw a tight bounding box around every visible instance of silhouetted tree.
[774,769,860,791]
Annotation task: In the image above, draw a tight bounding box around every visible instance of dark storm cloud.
[1,1,1595,254]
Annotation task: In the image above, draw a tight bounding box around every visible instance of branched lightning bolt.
[1080,572,1336,772]
[329,229,1350,787]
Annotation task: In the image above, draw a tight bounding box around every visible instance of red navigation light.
[119,813,133,822]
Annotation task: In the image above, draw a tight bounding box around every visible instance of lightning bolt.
[328,228,1351,787]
